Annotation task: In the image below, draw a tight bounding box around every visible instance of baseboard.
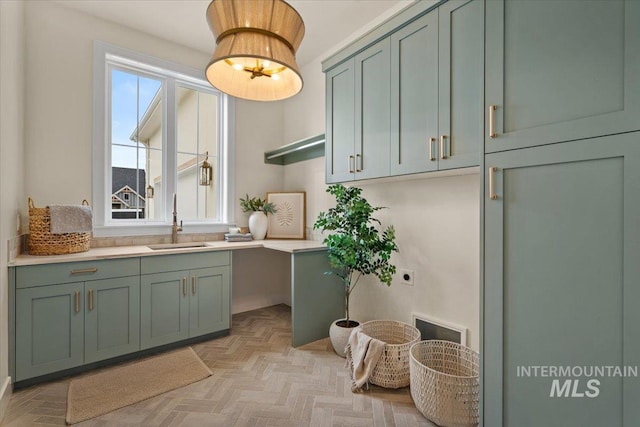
[232,295,289,315]
[0,376,12,423]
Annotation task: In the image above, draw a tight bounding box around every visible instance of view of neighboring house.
[111,167,146,219]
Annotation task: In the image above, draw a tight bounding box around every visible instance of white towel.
[345,328,385,392]
[49,205,93,234]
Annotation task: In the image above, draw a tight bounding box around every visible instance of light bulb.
[262,60,271,68]
[271,73,280,81]
[232,63,244,71]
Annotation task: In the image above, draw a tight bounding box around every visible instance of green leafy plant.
[239,194,277,214]
[313,184,398,326]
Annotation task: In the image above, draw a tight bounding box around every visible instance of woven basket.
[360,320,421,388]
[28,197,91,256]
[409,340,479,427]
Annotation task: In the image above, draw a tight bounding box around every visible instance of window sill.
[93,222,235,238]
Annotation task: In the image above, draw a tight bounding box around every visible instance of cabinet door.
[15,283,83,380]
[438,0,482,170]
[189,266,230,338]
[140,271,189,349]
[85,276,140,363]
[485,0,640,153]
[483,133,640,426]
[325,59,355,183]
[390,10,439,175]
[354,38,391,180]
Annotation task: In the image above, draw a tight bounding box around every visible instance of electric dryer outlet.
[399,269,414,286]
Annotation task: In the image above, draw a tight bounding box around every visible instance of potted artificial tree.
[313,184,398,357]
[240,194,277,240]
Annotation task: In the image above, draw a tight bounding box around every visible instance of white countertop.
[10,239,327,267]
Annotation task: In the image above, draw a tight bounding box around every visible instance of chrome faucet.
[172,192,182,243]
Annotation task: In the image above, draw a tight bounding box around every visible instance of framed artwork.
[266,192,306,239]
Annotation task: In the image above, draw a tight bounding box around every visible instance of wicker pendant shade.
[205,0,305,101]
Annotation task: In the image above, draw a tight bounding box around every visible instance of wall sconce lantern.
[199,152,213,186]
[146,185,154,199]
[205,0,305,102]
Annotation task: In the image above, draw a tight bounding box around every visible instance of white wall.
[352,175,479,350]
[0,0,25,418]
[281,21,480,350]
[232,249,290,314]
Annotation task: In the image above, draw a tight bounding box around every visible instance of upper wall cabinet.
[325,39,391,183]
[325,59,355,183]
[325,0,482,183]
[485,0,640,153]
[390,10,439,175]
[391,0,483,175]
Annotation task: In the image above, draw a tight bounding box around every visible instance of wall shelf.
[264,134,325,165]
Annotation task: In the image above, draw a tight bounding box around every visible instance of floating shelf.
[264,134,325,165]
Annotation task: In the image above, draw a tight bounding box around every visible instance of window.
[93,42,235,236]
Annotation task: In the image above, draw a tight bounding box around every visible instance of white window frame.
[92,41,235,237]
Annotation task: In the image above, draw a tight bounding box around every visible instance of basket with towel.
[28,197,92,255]
[345,320,421,391]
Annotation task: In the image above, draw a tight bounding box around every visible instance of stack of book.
[224,233,253,242]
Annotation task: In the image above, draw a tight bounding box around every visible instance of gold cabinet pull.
[355,154,362,172]
[440,135,448,159]
[429,137,436,161]
[191,277,196,295]
[70,268,97,275]
[489,105,497,138]
[348,155,355,173]
[88,289,94,311]
[74,291,80,313]
[489,167,498,200]
[182,277,187,297]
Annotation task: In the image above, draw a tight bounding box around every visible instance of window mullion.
[165,77,177,223]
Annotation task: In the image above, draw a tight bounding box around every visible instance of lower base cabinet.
[15,283,84,380]
[85,277,140,363]
[12,251,231,383]
[140,266,230,349]
[15,275,139,381]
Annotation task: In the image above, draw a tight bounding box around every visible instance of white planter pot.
[249,211,268,240]
[329,319,360,357]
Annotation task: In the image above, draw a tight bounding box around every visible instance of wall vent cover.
[412,314,467,346]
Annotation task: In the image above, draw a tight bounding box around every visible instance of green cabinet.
[485,0,640,153]
[11,251,231,383]
[326,0,482,182]
[189,267,230,338]
[390,10,438,175]
[14,259,140,381]
[84,276,140,363]
[483,132,640,426]
[15,283,84,380]
[325,38,391,183]
[325,59,355,183]
[354,38,391,180]
[140,271,189,348]
[391,0,482,175]
[140,252,231,349]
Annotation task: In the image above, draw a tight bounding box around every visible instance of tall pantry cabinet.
[482,0,640,426]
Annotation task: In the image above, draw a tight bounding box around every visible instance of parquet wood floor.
[1,305,435,426]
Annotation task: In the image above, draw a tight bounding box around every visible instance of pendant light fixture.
[205,0,305,102]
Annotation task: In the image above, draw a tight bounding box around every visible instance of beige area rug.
[65,347,212,425]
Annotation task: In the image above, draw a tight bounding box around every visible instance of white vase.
[329,319,360,358]
[249,211,268,240]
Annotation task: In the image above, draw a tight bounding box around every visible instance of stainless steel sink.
[147,242,207,250]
